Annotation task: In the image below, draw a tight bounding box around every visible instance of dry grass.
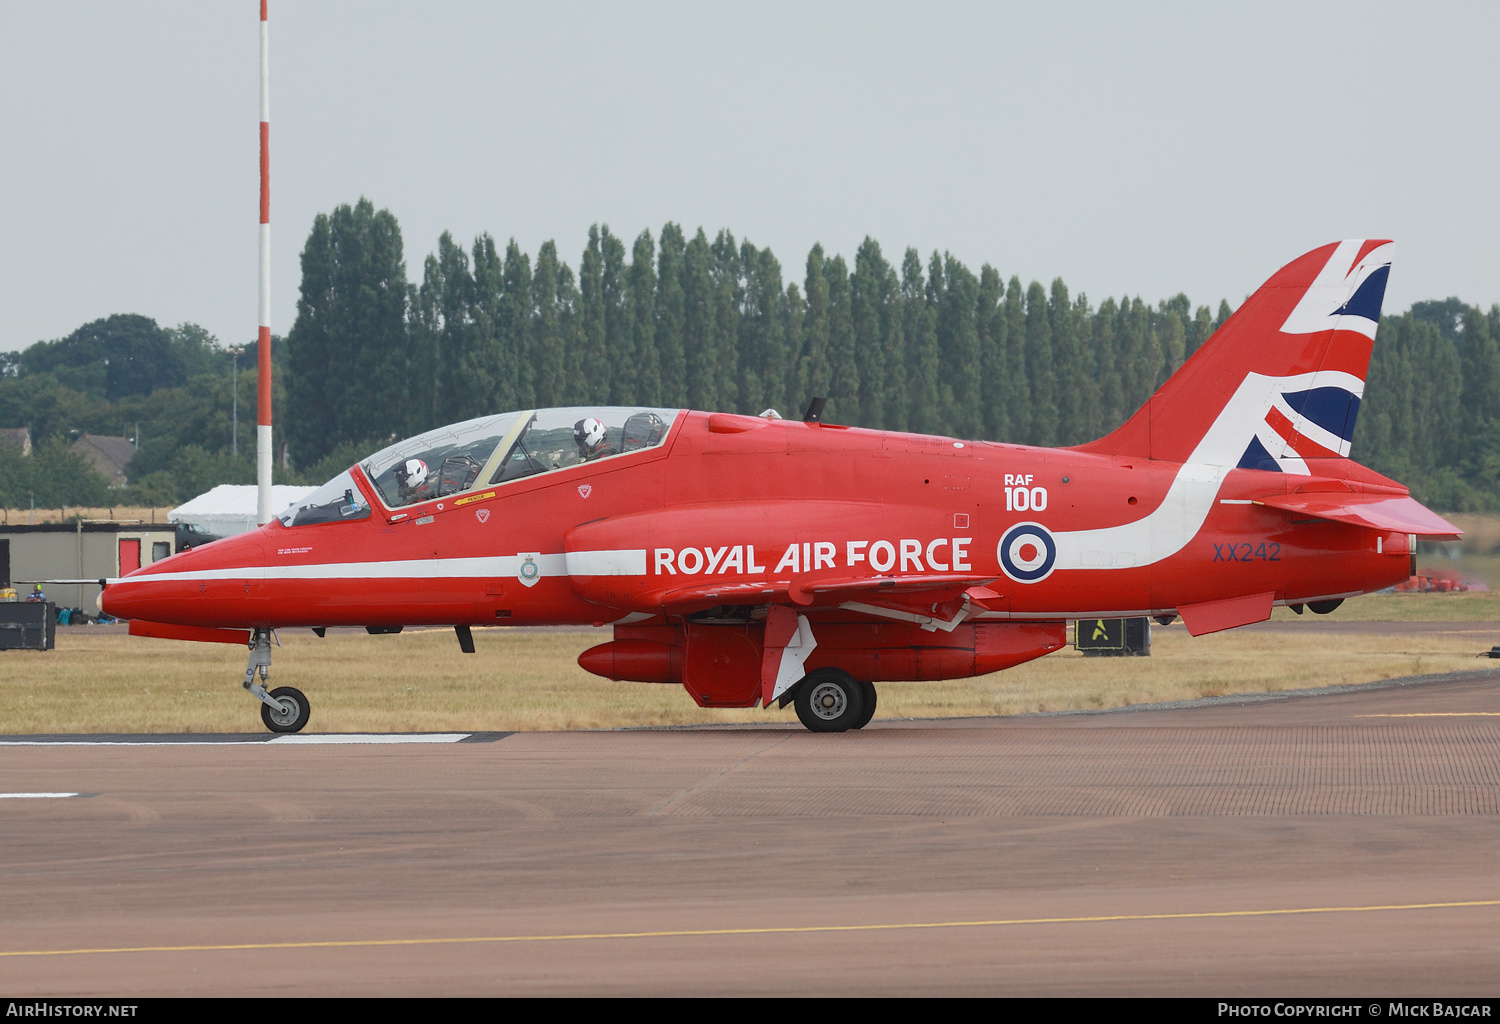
[1444,514,1500,555]
[2,588,1495,734]
[1268,590,1500,621]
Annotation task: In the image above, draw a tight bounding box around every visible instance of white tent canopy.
[169,484,317,537]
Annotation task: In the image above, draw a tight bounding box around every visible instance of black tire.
[260,686,310,734]
[793,669,865,733]
[1308,599,1343,615]
[852,681,878,729]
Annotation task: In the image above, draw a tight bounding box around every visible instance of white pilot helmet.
[400,458,429,489]
[574,417,608,450]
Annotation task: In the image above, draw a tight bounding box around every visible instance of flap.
[1177,591,1275,637]
[1253,492,1461,538]
[648,574,1000,616]
[800,573,1000,597]
[652,580,784,615]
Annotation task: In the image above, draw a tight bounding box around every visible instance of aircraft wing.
[652,580,784,614]
[650,574,1003,617]
[1252,492,1462,538]
[799,573,1000,598]
[16,578,115,586]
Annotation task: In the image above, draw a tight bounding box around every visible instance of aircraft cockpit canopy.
[277,468,372,528]
[278,407,681,526]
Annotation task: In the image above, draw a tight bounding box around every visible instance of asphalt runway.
[2,669,1500,996]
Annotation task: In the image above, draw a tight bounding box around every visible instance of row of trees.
[0,316,312,507]
[288,199,1230,467]
[1357,302,1500,510]
[3,197,1499,510]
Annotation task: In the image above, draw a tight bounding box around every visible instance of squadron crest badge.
[517,552,542,587]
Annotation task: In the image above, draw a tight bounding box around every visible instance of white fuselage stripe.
[130,550,644,584]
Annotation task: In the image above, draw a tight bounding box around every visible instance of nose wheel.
[260,686,311,733]
[242,627,311,734]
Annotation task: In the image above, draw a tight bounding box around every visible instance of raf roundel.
[998,522,1057,584]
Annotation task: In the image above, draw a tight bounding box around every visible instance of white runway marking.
[0,793,80,799]
[267,733,470,745]
[0,734,471,747]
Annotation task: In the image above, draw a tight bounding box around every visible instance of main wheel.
[260,686,310,734]
[852,681,878,729]
[794,669,865,733]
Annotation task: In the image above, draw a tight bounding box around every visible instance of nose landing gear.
[242,627,310,733]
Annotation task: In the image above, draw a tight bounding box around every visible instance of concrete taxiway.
[1,668,1499,996]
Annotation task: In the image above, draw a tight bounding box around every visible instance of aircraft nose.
[101,529,270,626]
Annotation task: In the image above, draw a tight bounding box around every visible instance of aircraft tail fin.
[1077,240,1393,473]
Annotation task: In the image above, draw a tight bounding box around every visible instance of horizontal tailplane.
[1252,492,1461,538]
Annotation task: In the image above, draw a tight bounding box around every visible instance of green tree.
[936,254,980,438]
[682,229,719,410]
[628,230,660,406]
[977,265,1006,441]
[21,314,186,402]
[1001,277,1029,442]
[852,238,897,429]
[1410,297,1469,344]
[780,282,805,417]
[419,232,481,423]
[531,241,567,407]
[710,230,741,412]
[467,234,509,413]
[824,253,856,422]
[0,374,94,442]
[1091,297,1124,436]
[738,242,786,416]
[287,198,410,464]
[1187,305,1215,360]
[163,323,228,380]
[900,250,940,434]
[1047,279,1086,444]
[655,223,687,408]
[500,239,535,408]
[601,227,632,405]
[1156,299,1187,379]
[1460,306,1500,444]
[0,436,114,508]
[579,226,608,404]
[1024,281,1057,445]
[799,244,831,409]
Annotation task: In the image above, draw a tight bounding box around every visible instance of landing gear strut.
[242,628,310,734]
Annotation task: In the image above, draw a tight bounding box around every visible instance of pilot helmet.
[396,458,429,492]
[574,417,608,452]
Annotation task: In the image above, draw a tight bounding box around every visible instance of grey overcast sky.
[2,1,1496,352]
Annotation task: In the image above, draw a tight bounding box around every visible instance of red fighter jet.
[102,239,1460,734]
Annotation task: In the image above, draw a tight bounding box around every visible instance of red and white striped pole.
[256,0,273,524]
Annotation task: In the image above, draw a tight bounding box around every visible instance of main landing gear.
[243,627,310,734]
[792,668,878,733]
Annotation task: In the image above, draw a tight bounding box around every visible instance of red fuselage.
[102,410,1412,631]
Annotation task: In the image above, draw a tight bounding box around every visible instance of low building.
[0,426,31,456]
[0,520,178,613]
[74,434,136,488]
